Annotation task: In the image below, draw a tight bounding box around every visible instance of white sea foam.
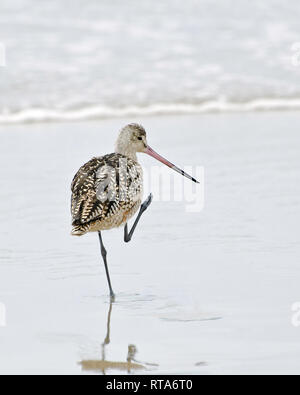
[1,98,300,124]
[1,0,300,123]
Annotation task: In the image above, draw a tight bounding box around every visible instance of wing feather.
[71,154,142,227]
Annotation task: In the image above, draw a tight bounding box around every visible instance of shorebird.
[71,123,199,299]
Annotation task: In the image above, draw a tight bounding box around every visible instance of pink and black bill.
[144,146,200,184]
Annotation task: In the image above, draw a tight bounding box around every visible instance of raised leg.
[124,193,153,243]
[98,231,115,300]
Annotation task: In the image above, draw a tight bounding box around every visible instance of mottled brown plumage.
[71,153,143,235]
[71,124,147,236]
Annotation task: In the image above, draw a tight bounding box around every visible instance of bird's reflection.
[79,302,157,374]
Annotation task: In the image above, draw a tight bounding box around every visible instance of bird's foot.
[109,291,116,302]
[141,193,153,213]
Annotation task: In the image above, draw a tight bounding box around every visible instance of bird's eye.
[137,137,143,140]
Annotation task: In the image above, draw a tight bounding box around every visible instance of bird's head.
[115,123,199,183]
[115,123,148,155]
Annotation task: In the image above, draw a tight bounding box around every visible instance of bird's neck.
[115,146,138,162]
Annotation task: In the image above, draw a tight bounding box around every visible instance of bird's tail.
[71,223,90,236]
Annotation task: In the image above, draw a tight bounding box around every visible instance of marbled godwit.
[71,123,199,299]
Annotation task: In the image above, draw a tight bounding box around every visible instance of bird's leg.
[101,302,113,363]
[124,193,153,243]
[98,231,115,300]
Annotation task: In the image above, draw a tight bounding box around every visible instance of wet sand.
[0,112,300,374]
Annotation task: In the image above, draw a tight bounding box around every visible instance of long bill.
[144,146,200,183]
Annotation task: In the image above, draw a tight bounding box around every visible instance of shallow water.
[0,112,300,374]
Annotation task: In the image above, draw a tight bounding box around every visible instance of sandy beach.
[0,112,300,374]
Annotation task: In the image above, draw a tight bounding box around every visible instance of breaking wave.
[1,98,300,124]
